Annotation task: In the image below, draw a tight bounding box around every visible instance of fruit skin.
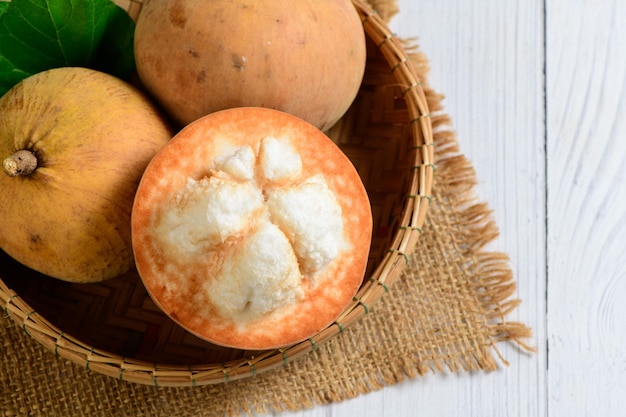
[0,67,172,283]
[134,0,366,131]
[132,107,373,350]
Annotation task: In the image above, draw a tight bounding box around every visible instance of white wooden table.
[261,0,626,415]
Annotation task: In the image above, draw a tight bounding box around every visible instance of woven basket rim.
[0,0,434,387]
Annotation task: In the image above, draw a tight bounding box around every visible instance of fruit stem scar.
[2,150,38,177]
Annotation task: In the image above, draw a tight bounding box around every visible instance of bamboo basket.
[0,0,434,387]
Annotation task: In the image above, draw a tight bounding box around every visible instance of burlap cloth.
[0,1,533,415]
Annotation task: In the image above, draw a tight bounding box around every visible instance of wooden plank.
[546,0,626,415]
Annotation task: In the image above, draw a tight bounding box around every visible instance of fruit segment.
[152,134,348,327]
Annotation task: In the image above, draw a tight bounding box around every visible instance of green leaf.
[0,0,135,97]
[0,2,9,15]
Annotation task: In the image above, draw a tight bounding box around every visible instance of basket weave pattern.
[0,0,433,387]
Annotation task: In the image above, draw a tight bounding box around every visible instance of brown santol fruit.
[0,67,172,283]
[131,107,373,350]
[133,0,367,131]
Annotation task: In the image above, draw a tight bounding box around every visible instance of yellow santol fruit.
[0,67,173,283]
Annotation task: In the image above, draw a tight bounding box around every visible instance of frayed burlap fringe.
[367,0,399,21]
[405,45,536,373]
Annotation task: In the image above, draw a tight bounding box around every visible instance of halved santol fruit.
[0,67,173,283]
[131,107,373,350]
